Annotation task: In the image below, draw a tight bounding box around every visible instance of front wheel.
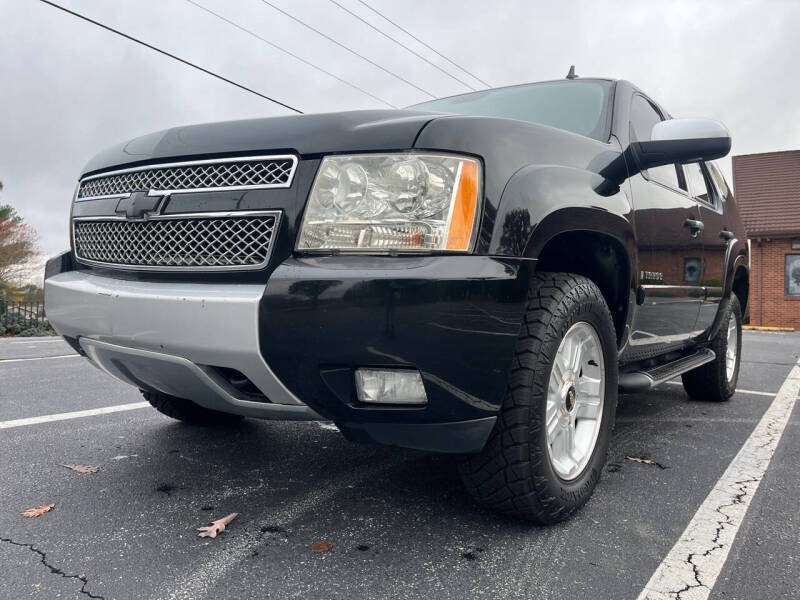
[681,294,742,402]
[459,273,618,523]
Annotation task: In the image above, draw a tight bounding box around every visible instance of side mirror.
[633,118,731,171]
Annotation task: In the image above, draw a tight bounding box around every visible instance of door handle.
[719,230,734,240]
[683,218,704,237]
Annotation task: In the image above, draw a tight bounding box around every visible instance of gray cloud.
[1,0,798,261]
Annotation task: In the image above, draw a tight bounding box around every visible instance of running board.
[618,349,716,393]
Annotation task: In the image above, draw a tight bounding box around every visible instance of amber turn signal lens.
[446,160,480,251]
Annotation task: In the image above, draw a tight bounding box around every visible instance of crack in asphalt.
[0,535,104,599]
[671,475,772,599]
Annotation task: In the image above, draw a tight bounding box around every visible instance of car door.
[627,95,705,353]
[685,161,729,332]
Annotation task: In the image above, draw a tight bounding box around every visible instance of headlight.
[297,153,481,253]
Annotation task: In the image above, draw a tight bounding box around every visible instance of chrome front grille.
[72,211,280,271]
[77,155,297,199]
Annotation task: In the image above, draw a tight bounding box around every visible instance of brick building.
[733,150,800,328]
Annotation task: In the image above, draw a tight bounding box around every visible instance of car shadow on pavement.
[119,387,693,538]
[124,417,536,533]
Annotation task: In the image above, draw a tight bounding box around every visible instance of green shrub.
[0,313,54,336]
[20,326,51,337]
[0,306,54,336]
[1,313,28,335]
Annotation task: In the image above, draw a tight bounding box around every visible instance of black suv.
[45,76,748,523]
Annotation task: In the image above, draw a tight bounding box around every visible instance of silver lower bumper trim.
[80,338,320,420]
[45,271,322,421]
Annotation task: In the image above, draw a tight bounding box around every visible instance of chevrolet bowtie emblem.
[116,191,163,219]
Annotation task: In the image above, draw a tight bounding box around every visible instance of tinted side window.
[629,95,681,190]
[684,162,714,206]
[706,162,730,200]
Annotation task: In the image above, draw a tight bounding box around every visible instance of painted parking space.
[0,331,798,599]
[0,338,140,422]
[0,336,76,361]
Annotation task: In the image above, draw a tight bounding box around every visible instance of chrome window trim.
[76,154,298,201]
[71,210,282,272]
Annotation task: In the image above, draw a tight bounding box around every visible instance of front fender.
[487,164,635,259]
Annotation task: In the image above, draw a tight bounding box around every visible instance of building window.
[684,257,701,283]
[787,255,800,296]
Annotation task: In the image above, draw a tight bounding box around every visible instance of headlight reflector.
[297,153,481,252]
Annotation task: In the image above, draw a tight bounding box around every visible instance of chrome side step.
[618,349,716,393]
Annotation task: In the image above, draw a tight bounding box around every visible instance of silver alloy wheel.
[726,318,738,382]
[545,321,605,481]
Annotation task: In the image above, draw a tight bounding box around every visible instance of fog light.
[355,369,428,405]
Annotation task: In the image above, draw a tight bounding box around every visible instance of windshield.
[411,80,612,141]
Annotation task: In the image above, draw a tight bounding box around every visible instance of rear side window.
[629,95,682,190]
[684,162,715,207]
[706,162,731,199]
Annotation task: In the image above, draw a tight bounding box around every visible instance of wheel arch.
[531,227,633,348]
[702,253,749,344]
[730,255,749,316]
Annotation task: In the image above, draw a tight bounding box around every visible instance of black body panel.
[81,110,440,176]
[259,256,530,425]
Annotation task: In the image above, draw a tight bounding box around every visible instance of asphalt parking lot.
[1,331,799,600]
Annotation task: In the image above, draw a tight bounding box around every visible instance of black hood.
[82,109,441,177]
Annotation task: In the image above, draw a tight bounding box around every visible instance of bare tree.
[0,197,39,290]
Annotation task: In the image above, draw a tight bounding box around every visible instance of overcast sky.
[2,0,799,264]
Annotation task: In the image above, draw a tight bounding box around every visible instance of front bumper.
[45,255,531,452]
[44,270,321,420]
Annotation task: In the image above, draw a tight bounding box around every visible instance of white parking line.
[663,380,776,397]
[0,402,150,429]
[0,354,80,364]
[637,360,800,600]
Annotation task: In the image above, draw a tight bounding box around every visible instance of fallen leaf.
[626,456,667,469]
[197,512,238,538]
[626,456,654,465]
[311,540,334,553]
[22,504,55,518]
[61,464,100,474]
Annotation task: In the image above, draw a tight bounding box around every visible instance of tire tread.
[681,295,742,402]
[459,272,617,523]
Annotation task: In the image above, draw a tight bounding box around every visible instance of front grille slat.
[72,213,279,271]
[77,156,296,199]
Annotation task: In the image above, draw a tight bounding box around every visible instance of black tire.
[143,390,244,426]
[681,294,742,402]
[459,273,618,523]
